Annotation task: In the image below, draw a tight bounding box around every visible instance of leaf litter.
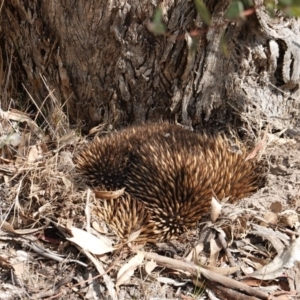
[1,103,300,299]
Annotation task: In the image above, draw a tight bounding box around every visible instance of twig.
[217,234,236,268]
[31,270,75,299]
[143,251,269,300]
[22,241,87,267]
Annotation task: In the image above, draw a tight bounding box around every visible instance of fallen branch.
[143,251,269,300]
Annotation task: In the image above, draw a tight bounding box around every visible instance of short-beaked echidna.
[93,193,157,243]
[75,123,263,242]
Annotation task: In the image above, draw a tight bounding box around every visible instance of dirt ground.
[0,109,300,300]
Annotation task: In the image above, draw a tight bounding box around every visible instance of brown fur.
[75,123,263,242]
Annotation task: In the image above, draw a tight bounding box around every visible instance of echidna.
[75,123,263,242]
[93,193,157,243]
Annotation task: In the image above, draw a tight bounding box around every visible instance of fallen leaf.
[116,252,144,290]
[145,260,157,276]
[0,255,12,269]
[245,125,269,161]
[61,176,72,189]
[251,223,287,254]
[0,221,16,234]
[68,227,115,255]
[94,188,125,200]
[279,210,298,227]
[203,265,239,276]
[211,197,222,223]
[92,220,107,234]
[270,202,282,214]
[1,108,41,135]
[157,277,187,286]
[209,238,222,267]
[27,145,44,163]
[185,243,204,262]
[6,132,22,147]
[12,263,25,277]
[263,211,278,225]
[250,237,300,280]
[127,229,142,243]
[0,220,45,235]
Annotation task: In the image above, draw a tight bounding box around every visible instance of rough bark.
[0,0,299,132]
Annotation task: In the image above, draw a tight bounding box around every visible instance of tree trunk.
[1,0,299,133]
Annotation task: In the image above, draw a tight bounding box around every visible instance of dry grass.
[1,89,300,299]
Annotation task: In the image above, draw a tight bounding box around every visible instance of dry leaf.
[270,202,282,214]
[38,203,52,214]
[145,260,157,276]
[250,237,300,280]
[127,230,142,243]
[240,277,267,287]
[267,134,297,146]
[12,263,25,277]
[58,131,78,146]
[0,108,41,135]
[27,145,44,163]
[68,227,115,255]
[157,277,186,286]
[245,125,269,161]
[128,242,147,251]
[203,265,240,276]
[16,250,35,262]
[33,203,52,217]
[88,123,107,135]
[279,210,298,227]
[240,264,255,275]
[241,257,264,271]
[185,243,204,262]
[0,255,12,269]
[211,197,222,223]
[0,221,16,234]
[116,252,144,290]
[92,220,107,234]
[94,188,125,200]
[234,216,249,238]
[5,132,22,147]
[0,221,42,235]
[209,238,222,267]
[251,224,287,254]
[61,176,72,189]
[82,247,117,300]
[263,211,278,225]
